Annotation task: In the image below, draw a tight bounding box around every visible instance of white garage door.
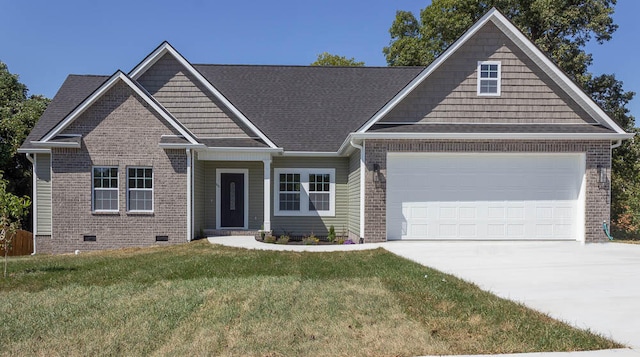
[386,153,585,241]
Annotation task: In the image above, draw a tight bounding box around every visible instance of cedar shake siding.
[137,53,252,138]
[49,81,188,254]
[381,21,594,125]
[363,139,610,243]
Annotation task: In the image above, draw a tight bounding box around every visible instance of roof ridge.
[192,63,425,69]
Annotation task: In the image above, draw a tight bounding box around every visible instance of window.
[477,61,501,96]
[127,167,153,212]
[279,173,300,211]
[309,173,330,211]
[93,167,118,212]
[274,168,335,216]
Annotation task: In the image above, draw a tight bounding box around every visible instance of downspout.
[602,140,623,241]
[186,149,192,242]
[25,153,37,255]
[349,139,365,240]
[611,140,622,149]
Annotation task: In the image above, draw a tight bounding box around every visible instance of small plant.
[343,239,355,245]
[327,225,336,242]
[336,237,346,244]
[276,235,290,244]
[302,235,319,245]
[264,235,277,244]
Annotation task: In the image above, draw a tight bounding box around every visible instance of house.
[19,9,631,254]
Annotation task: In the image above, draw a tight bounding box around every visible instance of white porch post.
[263,158,272,231]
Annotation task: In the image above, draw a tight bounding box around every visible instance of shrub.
[302,235,319,245]
[276,235,290,244]
[336,237,346,245]
[327,225,336,242]
[264,235,277,244]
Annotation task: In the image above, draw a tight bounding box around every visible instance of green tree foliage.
[0,173,30,277]
[0,62,49,199]
[311,52,365,66]
[384,0,639,237]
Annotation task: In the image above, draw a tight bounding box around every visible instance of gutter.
[349,139,365,239]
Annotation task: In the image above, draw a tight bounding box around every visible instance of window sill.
[92,211,120,215]
[127,211,155,216]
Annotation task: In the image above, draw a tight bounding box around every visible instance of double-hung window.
[275,168,335,216]
[477,61,501,96]
[93,167,118,212]
[127,167,153,212]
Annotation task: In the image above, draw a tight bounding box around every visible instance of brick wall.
[46,81,188,254]
[364,139,611,243]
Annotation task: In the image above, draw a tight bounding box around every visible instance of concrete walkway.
[207,237,640,356]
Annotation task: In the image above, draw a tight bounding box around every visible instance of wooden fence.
[0,230,33,256]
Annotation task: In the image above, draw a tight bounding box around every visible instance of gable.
[60,80,183,145]
[137,53,253,139]
[380,21,595,125]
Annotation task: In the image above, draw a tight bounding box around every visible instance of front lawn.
[0,240,620,356]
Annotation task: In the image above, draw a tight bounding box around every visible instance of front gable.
[380,21,596,125]
[357,8,628,137]
[60,80,183,150]
[137,53,255,139]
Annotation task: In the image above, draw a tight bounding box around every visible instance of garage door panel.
[387,153,584,241]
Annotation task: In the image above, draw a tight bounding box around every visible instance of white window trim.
[477,61,501,96]
[92,166,119,213]
[127,167,154,213]
[274,168,335,217]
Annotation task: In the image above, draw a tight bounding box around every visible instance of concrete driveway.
[382,241,640,349]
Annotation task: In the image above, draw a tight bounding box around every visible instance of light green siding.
[204,161,264,230]
[193,156,206,237]
[35,153,52,235]
[271,156,349,236]
[347,151,361,237]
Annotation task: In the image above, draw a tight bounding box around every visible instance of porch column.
[263,158,272,231]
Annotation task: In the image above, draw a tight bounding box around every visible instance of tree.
[384,0,639,237]
[0,61,49,216]
[311,52,365,66]
[0,173,30,277]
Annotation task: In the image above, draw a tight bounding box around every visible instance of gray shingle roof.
[193,65,425,151]
[21,75,109,150]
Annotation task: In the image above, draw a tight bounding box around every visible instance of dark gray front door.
[220,173,245,228]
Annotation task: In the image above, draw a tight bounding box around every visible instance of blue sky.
[2,0,638,121]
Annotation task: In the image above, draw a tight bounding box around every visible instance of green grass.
[0,240,621,356]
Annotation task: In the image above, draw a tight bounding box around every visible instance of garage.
[386,153,585,241]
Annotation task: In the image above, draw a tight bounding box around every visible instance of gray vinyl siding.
[204,161,264,230]
[382,21,595,124]
[347,151,360,237]
[271,157,349,237]
[193,156,205,237]
[35,153,52,235]
[137,54,252,138]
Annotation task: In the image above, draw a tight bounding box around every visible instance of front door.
[220,173,245,228]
